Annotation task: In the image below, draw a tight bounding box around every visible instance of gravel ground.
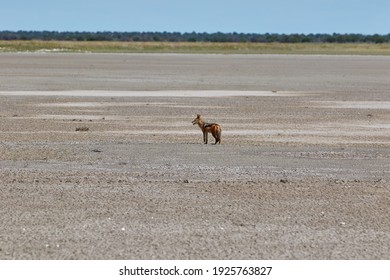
[0,53,389,259]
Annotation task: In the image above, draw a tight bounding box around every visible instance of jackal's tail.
[217,126,222,144]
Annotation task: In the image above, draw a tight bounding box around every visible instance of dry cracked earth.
[0,53,389,259]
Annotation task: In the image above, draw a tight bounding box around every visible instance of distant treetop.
[0,31,389,43]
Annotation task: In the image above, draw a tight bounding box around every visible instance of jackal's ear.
[197,114,201,118]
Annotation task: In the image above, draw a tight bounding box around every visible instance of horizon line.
[1,30,390,36]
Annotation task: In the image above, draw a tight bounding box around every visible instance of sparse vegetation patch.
[75,126,89,132]
[0,40,389,55]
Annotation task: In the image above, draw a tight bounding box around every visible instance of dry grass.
[1,40,390,55]
[75,126,90,132]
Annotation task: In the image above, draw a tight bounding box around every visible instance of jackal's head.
[192,114,202,125]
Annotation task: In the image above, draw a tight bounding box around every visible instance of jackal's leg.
[204,132,208,144]
[213,135,220,145]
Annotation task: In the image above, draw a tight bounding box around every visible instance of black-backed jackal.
[192,114,222,144]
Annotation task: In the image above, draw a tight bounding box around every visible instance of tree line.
[1,31,389,43]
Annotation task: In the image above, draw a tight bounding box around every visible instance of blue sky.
[2,0,389,34]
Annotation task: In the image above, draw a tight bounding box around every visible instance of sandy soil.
[0,53,389,259]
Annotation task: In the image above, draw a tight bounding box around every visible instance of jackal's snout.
[192,114,202,125]
[192,114,201,125]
